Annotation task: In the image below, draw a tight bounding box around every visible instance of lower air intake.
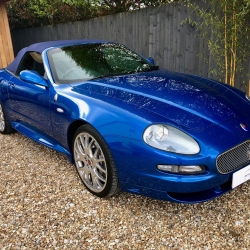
[216,141,250,174]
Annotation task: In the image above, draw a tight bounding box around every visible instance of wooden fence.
[0,0,14,68]
[11,3,250,90]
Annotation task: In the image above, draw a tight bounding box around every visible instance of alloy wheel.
[74,132,108,193]
[0,103,5,132]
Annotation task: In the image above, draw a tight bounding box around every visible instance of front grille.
[216,141,250,174]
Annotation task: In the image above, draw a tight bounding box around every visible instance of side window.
[16,52,45,77]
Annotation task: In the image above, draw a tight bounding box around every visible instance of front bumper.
[107,135,248,203]
[121,179,232,203]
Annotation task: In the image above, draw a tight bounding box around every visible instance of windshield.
[47,43,156,84]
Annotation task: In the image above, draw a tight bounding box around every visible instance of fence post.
[0,0,14,68]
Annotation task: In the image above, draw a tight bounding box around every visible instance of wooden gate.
[0,0,14,68]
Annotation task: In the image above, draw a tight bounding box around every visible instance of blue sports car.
[0,40,250,203]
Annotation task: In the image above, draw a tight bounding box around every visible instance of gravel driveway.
[0,132,249,249]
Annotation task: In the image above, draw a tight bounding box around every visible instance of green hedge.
[7,0,176,29]
[7,0,108,29]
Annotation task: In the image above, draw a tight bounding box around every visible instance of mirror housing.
[20,70,48,87]
[146,57,155,65]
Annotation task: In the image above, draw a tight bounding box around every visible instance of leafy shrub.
[7,0,107,29]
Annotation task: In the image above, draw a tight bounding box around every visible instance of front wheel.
[0,102,13,134]
[73,124,120,197]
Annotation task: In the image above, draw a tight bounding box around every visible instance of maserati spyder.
[0,40,250,203]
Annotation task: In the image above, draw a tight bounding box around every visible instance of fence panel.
[10,3,249,90]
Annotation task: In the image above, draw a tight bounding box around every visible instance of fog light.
[157,165,205,174]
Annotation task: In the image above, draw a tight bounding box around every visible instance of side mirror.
[20,70,48,87]
[146,57,155,65]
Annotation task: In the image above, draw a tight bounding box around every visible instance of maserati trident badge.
[240,124,248,131]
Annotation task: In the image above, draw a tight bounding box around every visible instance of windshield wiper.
[90,71,136,81]
[89,66,159,81]
[143,65,159,72]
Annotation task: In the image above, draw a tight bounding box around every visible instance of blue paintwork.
[1,40,250,203]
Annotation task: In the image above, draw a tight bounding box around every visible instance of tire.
[0,102,13,134]
[73,124,120,197]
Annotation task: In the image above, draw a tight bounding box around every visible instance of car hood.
[69,69,250,129]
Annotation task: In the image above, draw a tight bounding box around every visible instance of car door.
[8,52,53,137]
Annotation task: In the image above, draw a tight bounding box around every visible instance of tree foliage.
[6,0,178,29]
[101,0,178,13]
[187,0,250,86]
[7,0,104,29]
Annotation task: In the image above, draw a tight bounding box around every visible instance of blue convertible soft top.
[6,39,107,74]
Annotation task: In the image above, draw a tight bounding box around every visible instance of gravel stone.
[0,133,250,249]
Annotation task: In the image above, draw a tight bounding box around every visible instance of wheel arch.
[67,119,89,158]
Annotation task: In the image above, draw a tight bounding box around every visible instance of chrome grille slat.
[216,140,250,174]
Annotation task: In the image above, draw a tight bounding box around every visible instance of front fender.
[51,86,177,151]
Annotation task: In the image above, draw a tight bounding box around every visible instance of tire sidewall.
[72,124,118,197]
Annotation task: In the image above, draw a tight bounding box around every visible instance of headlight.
[143,124,200,154]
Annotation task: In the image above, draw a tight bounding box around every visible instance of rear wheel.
[73,124,120,197]
[0,102,13,134]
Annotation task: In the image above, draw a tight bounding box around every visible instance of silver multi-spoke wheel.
[74,132,107,193]
[73,125,119,197]
[0,103,5,132]
[0,102,12,134]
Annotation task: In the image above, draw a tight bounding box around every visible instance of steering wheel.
[62,67,77,79]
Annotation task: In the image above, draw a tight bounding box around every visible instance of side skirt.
[11,121,72,161]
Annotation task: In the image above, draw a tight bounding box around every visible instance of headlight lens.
[143,124,200,154]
